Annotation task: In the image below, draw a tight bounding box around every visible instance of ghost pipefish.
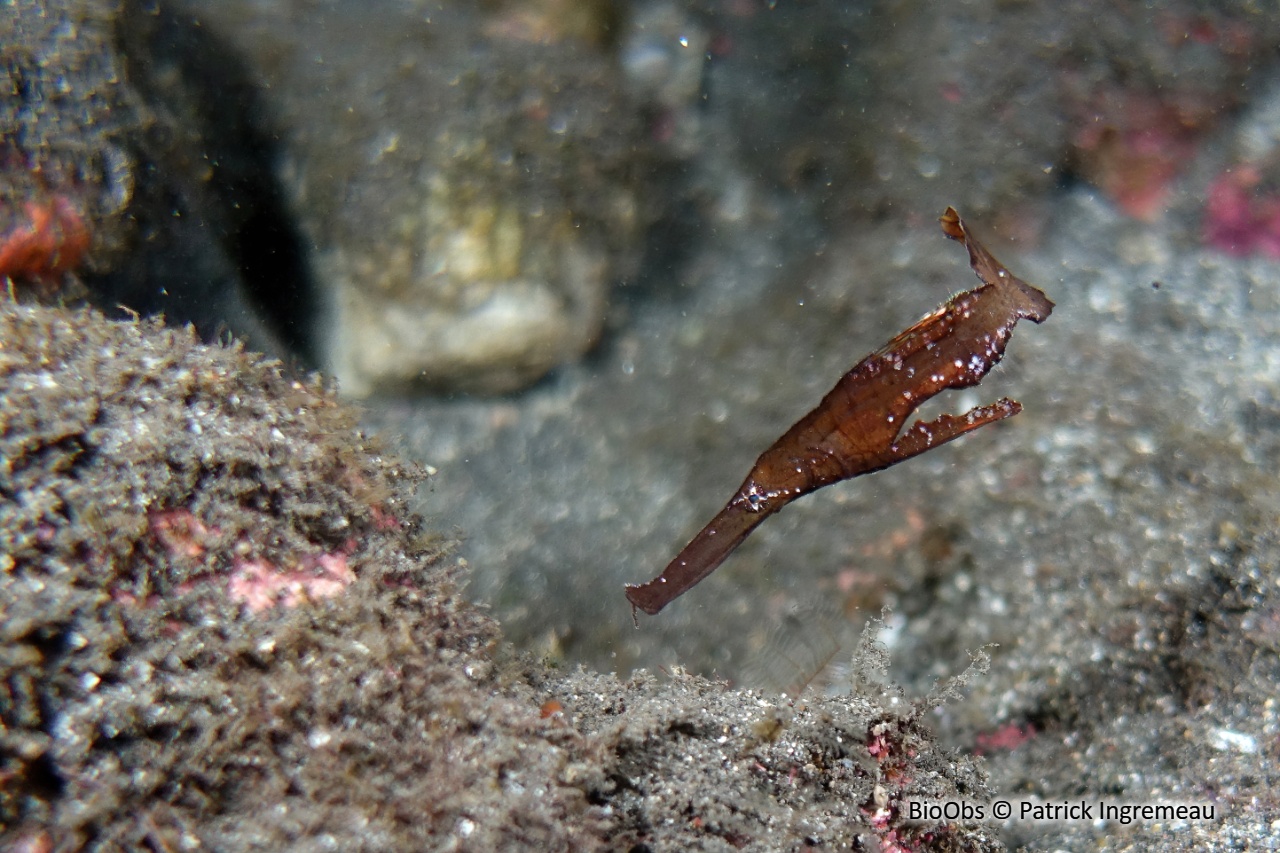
[625,207,1054,617]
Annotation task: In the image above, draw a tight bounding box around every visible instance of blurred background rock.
[9,0,1275,391]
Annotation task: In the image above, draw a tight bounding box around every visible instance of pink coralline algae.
[227,551,356,613]
[147,508,357,614]
[973,722,1037,755]
[1071,93,1209,222]
[1202,166,1280,258]
[858,718,947,853]
[149,509,216,559]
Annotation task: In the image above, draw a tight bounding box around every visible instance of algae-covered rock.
[542,621,1003,852]
[0,300,596,848]
[1,0,307,357]
[1,0,138,283]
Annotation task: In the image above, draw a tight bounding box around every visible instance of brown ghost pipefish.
[625,207,1054,617]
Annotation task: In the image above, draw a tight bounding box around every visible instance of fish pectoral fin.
[887,397,1022,464]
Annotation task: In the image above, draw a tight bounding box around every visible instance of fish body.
[625,207,1053,617]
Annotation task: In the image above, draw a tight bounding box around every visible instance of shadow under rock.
[90,2,317,364]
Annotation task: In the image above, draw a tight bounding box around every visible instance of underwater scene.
[3,0,1278,849]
